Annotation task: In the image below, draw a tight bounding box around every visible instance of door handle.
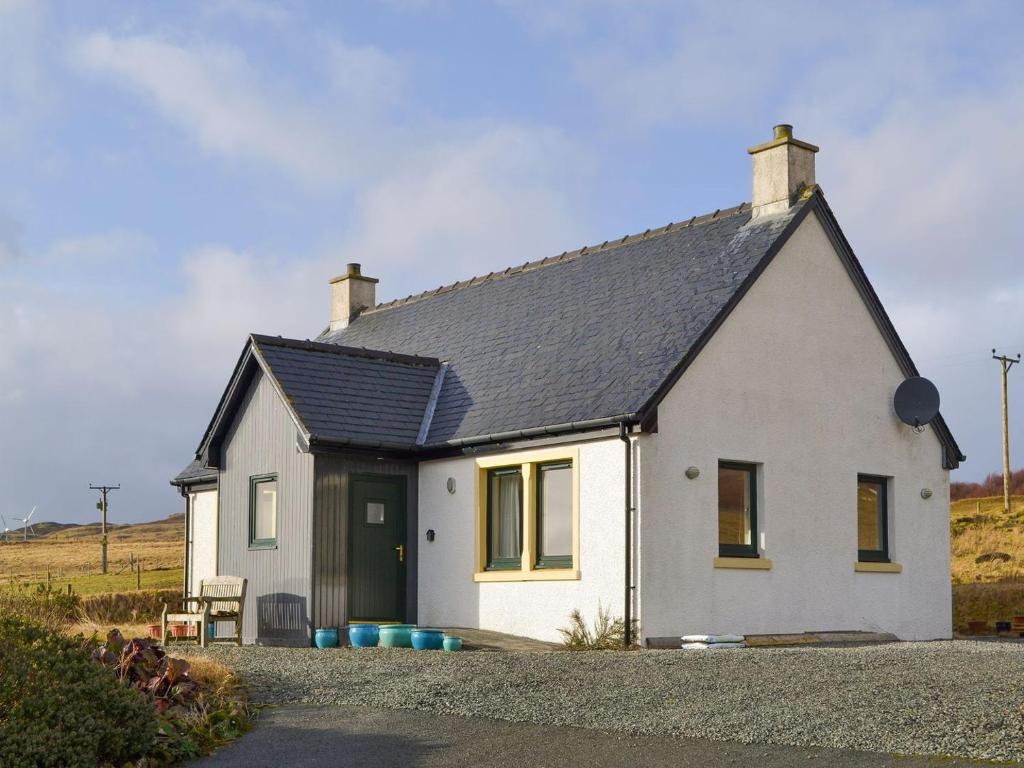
[394,544,405,563]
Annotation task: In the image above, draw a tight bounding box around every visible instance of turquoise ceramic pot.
[348,624,379,648]
[442,635,462,652]
[314,628,339,649]
[378,624,416,648]
[410,629,444,651]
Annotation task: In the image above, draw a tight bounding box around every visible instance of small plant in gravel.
[559,604,638,650]
[92,629,252,764]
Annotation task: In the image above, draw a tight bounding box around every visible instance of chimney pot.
[773,123,793,140]
[329,265,379,331]
[748,124,819,218]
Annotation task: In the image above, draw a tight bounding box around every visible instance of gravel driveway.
[203,641,1024,763]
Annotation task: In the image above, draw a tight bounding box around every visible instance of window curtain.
[497,473,522,559]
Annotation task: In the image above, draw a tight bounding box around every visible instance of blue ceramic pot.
[314,628,339,649]
[442,635,462,652]
[410,629,444,651]
[379,624,416,648]
[348,624,379,648]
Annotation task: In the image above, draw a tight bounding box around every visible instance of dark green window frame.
[718,461,758,558]
[535,461,573,569]
[857,475,889,563]
[248,473,278,550]
[486,467,523,570]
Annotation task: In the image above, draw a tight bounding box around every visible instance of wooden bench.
[162,576,247,648]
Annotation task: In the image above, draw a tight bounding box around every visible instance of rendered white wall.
[187,489,218,597]
[641,212,952,641]
[417,438,626,643]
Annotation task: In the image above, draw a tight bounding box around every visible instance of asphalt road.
[191,705,1008,768]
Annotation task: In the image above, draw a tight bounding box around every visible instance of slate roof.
[175,187,963,484]
[251,336,441,450]
[171,458,217,486]
[319,200,801,447]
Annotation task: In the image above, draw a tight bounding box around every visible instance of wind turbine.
[0,512,10,542]
[15,506,37,541]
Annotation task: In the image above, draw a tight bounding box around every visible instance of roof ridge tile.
[365,201,749,315]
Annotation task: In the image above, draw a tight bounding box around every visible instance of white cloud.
[70,31,391,185]
[339,125,590,298]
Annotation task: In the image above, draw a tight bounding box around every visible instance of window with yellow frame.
[473,447,580,582]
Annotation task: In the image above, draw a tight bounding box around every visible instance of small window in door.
[366,501,386,525]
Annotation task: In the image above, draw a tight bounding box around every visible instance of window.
[365,501,385,525]
[487,468,523,569]
[857,475,889,562]
[718,462,757,558]
[249,474,278,548]
[536,462,573,568]
[475,447,579,581]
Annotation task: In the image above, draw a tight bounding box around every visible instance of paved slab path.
[190,705,1008,768]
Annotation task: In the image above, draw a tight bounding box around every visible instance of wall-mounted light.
[426,529,435,542]
[446,477,456,494]
[685,466,700,480]
[920,488,933,499]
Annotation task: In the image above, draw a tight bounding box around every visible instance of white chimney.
[747,124,819,217]
[329,263,378,331]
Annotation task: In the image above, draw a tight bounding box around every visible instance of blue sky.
[1,0,1022,524]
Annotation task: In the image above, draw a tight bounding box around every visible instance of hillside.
[951,495,1024,628]
[0,513,183,594]
[950,496,1024,583]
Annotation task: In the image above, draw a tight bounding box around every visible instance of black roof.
[171,458,217,486]
[253,336,441,449]
[321,201,800,446]
[175,188,963,484]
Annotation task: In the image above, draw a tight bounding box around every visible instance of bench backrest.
[199,576,247,614]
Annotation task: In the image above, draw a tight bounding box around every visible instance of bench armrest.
[163,596,204,611]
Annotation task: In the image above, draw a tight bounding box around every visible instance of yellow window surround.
[854,561,902,573]
[714,556,772,570]
[474,446,580,582]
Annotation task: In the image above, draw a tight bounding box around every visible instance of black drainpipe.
[179,485,191,598]
[619,422,634,647]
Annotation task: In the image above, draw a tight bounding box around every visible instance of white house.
[172,126,963,646]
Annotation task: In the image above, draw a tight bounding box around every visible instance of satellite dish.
[894,377,940,428]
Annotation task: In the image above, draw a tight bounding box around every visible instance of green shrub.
[0,615,158,768]
[559,603,638,650]
[0,584,81,630]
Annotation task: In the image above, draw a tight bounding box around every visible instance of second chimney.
[329,263,378,331]
[748,124,819,217]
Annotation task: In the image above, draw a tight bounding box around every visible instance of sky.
[1,0,1022,525]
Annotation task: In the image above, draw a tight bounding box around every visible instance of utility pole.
[992,351,1020,515]
[89,484,120,574]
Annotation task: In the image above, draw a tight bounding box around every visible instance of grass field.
[0,513,183,595]
[3,498,1023,628]
[950,495,1024,629]
[951,495,1024,583]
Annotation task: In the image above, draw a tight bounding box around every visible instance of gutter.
[441,412,640,449]
[619,422,635,648]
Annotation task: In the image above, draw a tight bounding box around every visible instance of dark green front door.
[348,475,406,622]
